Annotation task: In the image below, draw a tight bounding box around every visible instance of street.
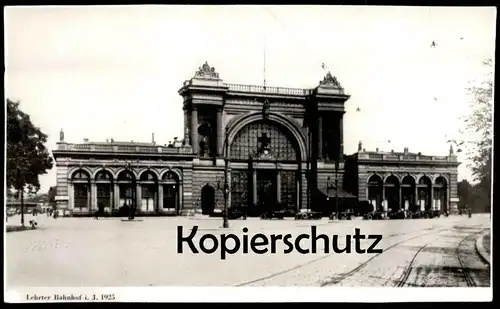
[5,214,491,287]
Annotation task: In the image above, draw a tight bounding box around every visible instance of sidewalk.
[475,230,491,265]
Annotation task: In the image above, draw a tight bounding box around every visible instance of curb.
[475,230,491,265]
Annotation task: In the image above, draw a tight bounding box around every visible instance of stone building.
[343,143,460,214]
[52,62,460,216]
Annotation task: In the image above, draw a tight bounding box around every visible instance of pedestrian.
[95,202,105,220]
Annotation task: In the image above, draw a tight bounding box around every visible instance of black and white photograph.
[4,5,494,302]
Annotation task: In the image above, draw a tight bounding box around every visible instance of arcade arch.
[384,175,400,212]
[417,176,433,211]
[401,175,416,211]
[139,171,158,212]
[117,170,136,208]
[95,169,114,210]
[71,169,91,210]
[367,174,383,211]
[434,176,448,212]
[161,171,180,213]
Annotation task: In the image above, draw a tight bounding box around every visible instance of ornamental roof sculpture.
[194,61,220,79]
[319,71,344,93]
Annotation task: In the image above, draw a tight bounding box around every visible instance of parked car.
[226,207,247,220]
[261,210,286,220]
[296,210,323,220]
[330,209,356,220]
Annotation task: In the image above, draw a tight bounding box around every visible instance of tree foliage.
[48,186,57,208]
[449,59,493,208]
[7,98,54,224]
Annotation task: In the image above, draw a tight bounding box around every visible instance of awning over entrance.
[317,187,357,199]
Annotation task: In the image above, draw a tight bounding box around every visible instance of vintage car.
[388,209,407,219]
[409,210,441,219]
[363,211,386,220]
[260,210,286,220]
[330,209,356,220]
[226,207,248,220]
[296,210,323,220]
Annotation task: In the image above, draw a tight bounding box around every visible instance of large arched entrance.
[417,176,432,211]
[434,176,448,212]
[229,119,301,216]
[71,170,91,212]
[401,175,416,211]
[384,175,400,212]
[201,184,216,215]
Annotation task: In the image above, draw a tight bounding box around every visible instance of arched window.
[230,120,299,161]
[140,171,157,182]
[118,170,135,182]
[95,170,113,209]
[72,170,90,181]
[162,171,178,182]
[71,170,90,209]
[96,170,113,181]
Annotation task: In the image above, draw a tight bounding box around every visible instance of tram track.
[455,231,487,287]
[392,229,487,287]
[394,243,430,287]
[235,226,447,287]
[319,227,448,286]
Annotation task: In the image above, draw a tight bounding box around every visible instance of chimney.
[376,148,379,152]
[152,133,155,144]
[83,138,89,143]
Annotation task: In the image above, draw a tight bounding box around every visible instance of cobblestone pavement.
[5,214,491,287]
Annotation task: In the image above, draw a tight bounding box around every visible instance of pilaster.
[158,184,164,211]
[216,108,223,157]
[91,182,97,211]
[317,116,323,160]
[191,108,199,154]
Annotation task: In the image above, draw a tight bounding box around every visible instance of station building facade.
[52,62,460,216]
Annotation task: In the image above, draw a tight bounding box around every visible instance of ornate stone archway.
[224,113,304,213]
[225,112,307,161]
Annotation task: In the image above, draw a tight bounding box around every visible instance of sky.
[4,5,496,193]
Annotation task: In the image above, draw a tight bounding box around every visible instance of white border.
[4,287,493,303]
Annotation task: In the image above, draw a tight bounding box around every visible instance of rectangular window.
[74,184,88,208]
[231,170,248,208]
[280,171,297,210]
[141,185,156,198]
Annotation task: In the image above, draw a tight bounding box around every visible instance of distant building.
[343,146,459,214]
[52,62,460,216]
[6,197,39,211]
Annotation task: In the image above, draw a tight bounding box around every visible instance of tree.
[48,186,57,209]
[457,179,472,209]
[7,99,54,226]
[449,59,493,209]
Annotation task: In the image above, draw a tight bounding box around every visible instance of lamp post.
[326,176,332,219]
[222,126,230,228]
[334,159,339,220]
